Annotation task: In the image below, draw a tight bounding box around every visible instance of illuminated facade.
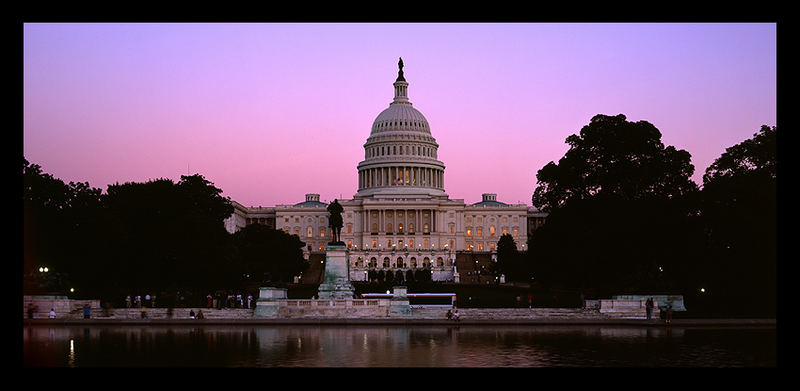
[224,60,547,281]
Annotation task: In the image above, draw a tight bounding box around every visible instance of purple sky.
[23,23,776,207]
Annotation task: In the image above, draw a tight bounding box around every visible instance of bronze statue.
[396,57,405,81]
[327,199,344,245]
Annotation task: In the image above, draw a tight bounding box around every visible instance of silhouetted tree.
[231,224,308,285]
[527,114,701,297]
[23,158,105,296]
[698,125,776,316]
[532,114,697,212]
[494,233,527,282]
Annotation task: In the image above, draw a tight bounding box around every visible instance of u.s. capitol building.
[224,59,547,282]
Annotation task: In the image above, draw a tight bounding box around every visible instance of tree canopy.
[698,125,776,316]
[23,159,307,299]
[527,114,702,296]
[532,114,697,212]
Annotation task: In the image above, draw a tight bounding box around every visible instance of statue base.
[317,244,354,300]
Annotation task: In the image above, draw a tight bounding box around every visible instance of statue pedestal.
[317,244,355,300]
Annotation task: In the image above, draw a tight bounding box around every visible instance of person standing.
[665,304,673,324]
[125,295,132,308]
[48,308,56,319]
[83,304,91,319]
[645,297,654,320]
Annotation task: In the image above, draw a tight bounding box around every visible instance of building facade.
[224,59,547,281]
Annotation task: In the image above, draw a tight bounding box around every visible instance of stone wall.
[23,296,100,319]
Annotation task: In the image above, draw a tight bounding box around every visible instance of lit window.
[320,228,326,238]
[466,228,472,237]
[490,226,495,237]
[307,226,313,237]
[478,243,483,251]
[477,228,482,237]
[513,228,518,236]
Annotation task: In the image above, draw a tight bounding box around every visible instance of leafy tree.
[493,233,527,282]
[527,114,701,296]
[231,223,308,285]
[532,114,697,212]
[23,159,105,296]
[699,125,776,316]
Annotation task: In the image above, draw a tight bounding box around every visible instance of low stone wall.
[595,299,660,319]
[23,296,100,319]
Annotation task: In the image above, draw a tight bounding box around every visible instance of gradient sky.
[23,23,776,207]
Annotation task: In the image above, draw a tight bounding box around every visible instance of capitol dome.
[355,58,446,199]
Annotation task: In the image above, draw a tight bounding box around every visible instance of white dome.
[355,58,447,199]
[371,104,431,135]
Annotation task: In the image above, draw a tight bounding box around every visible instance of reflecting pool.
[23,325,775,367]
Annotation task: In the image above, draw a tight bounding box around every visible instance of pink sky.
[23,23,776,207]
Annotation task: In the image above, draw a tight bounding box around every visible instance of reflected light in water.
[23,324,775,367]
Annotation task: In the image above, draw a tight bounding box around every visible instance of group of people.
[205,291,254,310]
[120,290,256,310]
[445,307,460,321]
[645,297,674,323]
[125,294,156,308]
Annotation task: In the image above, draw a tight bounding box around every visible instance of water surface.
[23,324,775,367]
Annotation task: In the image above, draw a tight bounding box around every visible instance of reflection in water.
[23,325,775,367]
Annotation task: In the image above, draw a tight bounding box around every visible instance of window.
[320,228,326,238]
[411,257,418,268]
[372,239,377,248]
[467,217,472,222]
[409,239,414,248]
[437,257,444,267]
[387,223,393,233]
[369,257,377,268]
[383,257,390,268]
[319,243,325,251]
[423,223,430,233]
[477,227,483,237]
[347,224,352,234]
[490,226,495,237]
[503,217,508,222]
[397,257,404,268]
[398,223,404,233]
[409,223,414,233]
[424,239,429,248]
[347,240,352,248]
[513,228,519,236]
[466,228,472,237]
[307,226,313,237]
[478,243,483,251]
[449,224,455,234]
